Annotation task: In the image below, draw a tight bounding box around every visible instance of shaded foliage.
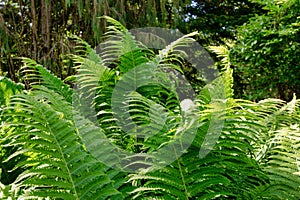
[0,0,190,82]
[230,0,300,101]
[181,0,265,45]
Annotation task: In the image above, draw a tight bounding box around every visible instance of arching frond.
[207,40,234,69]
[3,86,120,199]
[21,58,73,102]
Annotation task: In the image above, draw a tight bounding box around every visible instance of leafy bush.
[230,0,300,101]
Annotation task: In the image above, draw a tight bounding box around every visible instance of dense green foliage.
[0,76,25,187]
[2,0,298,102]
[1,0,300,198]
[1,18,300,199]
[230,0,300,101]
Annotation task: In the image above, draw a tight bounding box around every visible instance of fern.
[252,97,300,199]
[127,77,270,199]
[21,58,73,102]
[3,86,120,199]
[127,41,300,199]
[2,18,300,199]
[0,76,23,107]
[1,59,127,199]
[0,76,25,190]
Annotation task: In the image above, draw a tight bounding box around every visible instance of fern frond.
[0,76,26,187]
[128,142,267,199]
[21,58,73,102]
[260,126,300,198]
[99,16,150,72]
[3,86,120,199]
[208,40,234,69]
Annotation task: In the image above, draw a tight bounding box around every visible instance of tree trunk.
[41,0,51,62]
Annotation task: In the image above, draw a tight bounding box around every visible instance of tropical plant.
[0,17,300,199]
